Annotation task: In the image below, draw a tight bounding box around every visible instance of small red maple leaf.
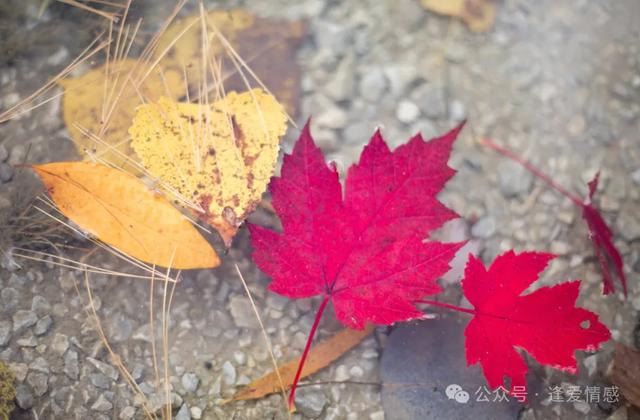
[249,120,465,405]
[461,251,610,393]
[480,138,628,297]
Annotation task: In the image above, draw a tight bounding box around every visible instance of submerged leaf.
[226,325,374,403]
[129,89,287,245]
[59,59,184,171]
[155,9,304,115]
[32,162,220,269]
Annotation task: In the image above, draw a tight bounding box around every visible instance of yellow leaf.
[155,9,304,116]
[59,59,184,171]
[421,0,496,32]
[32,162,220,269]
[129,89,287,246]
[225,325,375,403]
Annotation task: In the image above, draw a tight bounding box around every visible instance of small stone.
[583,354,597,376]
[51,333,69,354]
[384,64,418,96]
[221,361,236,385]
[349,365,364,377]
[181,372,200,393]
[370,411,385,420]
[47,47,69,66]
[190,406,202,419]
[471,217,496,239]
[1,288,19,310]
[29,357,49,374]
[325,53,355,102]
[13,310,38,331]
[228,296,254,328]
[413,84,447,119]
[92,394,113,412]
[294,388,327,418]
[573,401,590,414]
[15,384,35,409]
[359,69,388,102]
[616,214,640,241]
[0,321,11,346]
[64,350,79,379]
[8,144,25,165]
[87,357,119,380]
[316,106,347,129]
[0,145,7,161]
[31,295,51,315]
[175,404,190,420]
[550,241,571,256]
[34,315,53,336]
[17,336,38,347]
[631,169,640,185]
[27,372,48,396]
[396,100,420,124]
[449,100,467,122]
[90,373,111,389]
[335,364,350,382]
[497,160,534,197]
[119,406,136,420]
[233,350,246,365]
[8,363,28,381]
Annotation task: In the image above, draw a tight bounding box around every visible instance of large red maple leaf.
[461,251,610,392]
[249,121,464,405]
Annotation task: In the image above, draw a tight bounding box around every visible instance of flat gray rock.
[381,315,522,420]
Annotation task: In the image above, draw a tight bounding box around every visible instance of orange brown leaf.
[32,162,219,269]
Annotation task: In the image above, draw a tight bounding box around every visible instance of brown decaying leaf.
[421,0,496,32]
[59,59,184,171]
[611,343,640,408]
[225,324,375,403]
[32,162,220,269]
[155,9,305,116]
[129,89,287,246]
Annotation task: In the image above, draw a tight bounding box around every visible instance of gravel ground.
[0,0,639,419]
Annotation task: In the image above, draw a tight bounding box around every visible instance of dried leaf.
[611,343,640,408]
[129,89,287,246]
[155,9,304,115]
[226,324,374,403]
[59,59,184,171]
[32,162,220,269]
[421,0,496,32]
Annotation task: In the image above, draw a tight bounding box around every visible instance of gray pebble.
[631,168,640,185]
[26,372,48,396]
[359,69,388,102]
[0,163,14,182]
[0,144,7,162]
[0,321,11,346]
[90,373,111,389]
[8,144,25,165]
[497,160,534,197]
[449,100,467,122]
[175,404,191,420]
[384,64,418,96]
[87,357,119,381]
[15,384,35,409]
[294,388,327,418]
[181,372,200,393]
[325,53,355,102]
[412,84,447,119]
[92,394,113,412]
[64,350,79,380]
[119,406,136,420]
[396,100,421,124]
[17,336,37,347]
[34,315,52,336]
[471,217,496,239]
[12,310,38,331]
[29,357,49,374]
[190,407,202,419]
[31,295,51,315]
[51,333,69,354]
[1,287,19,310]
[228,296,254,328]
[221,360,236,385]
[315,106,347,129]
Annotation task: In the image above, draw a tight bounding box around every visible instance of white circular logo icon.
[445,384,469,404]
